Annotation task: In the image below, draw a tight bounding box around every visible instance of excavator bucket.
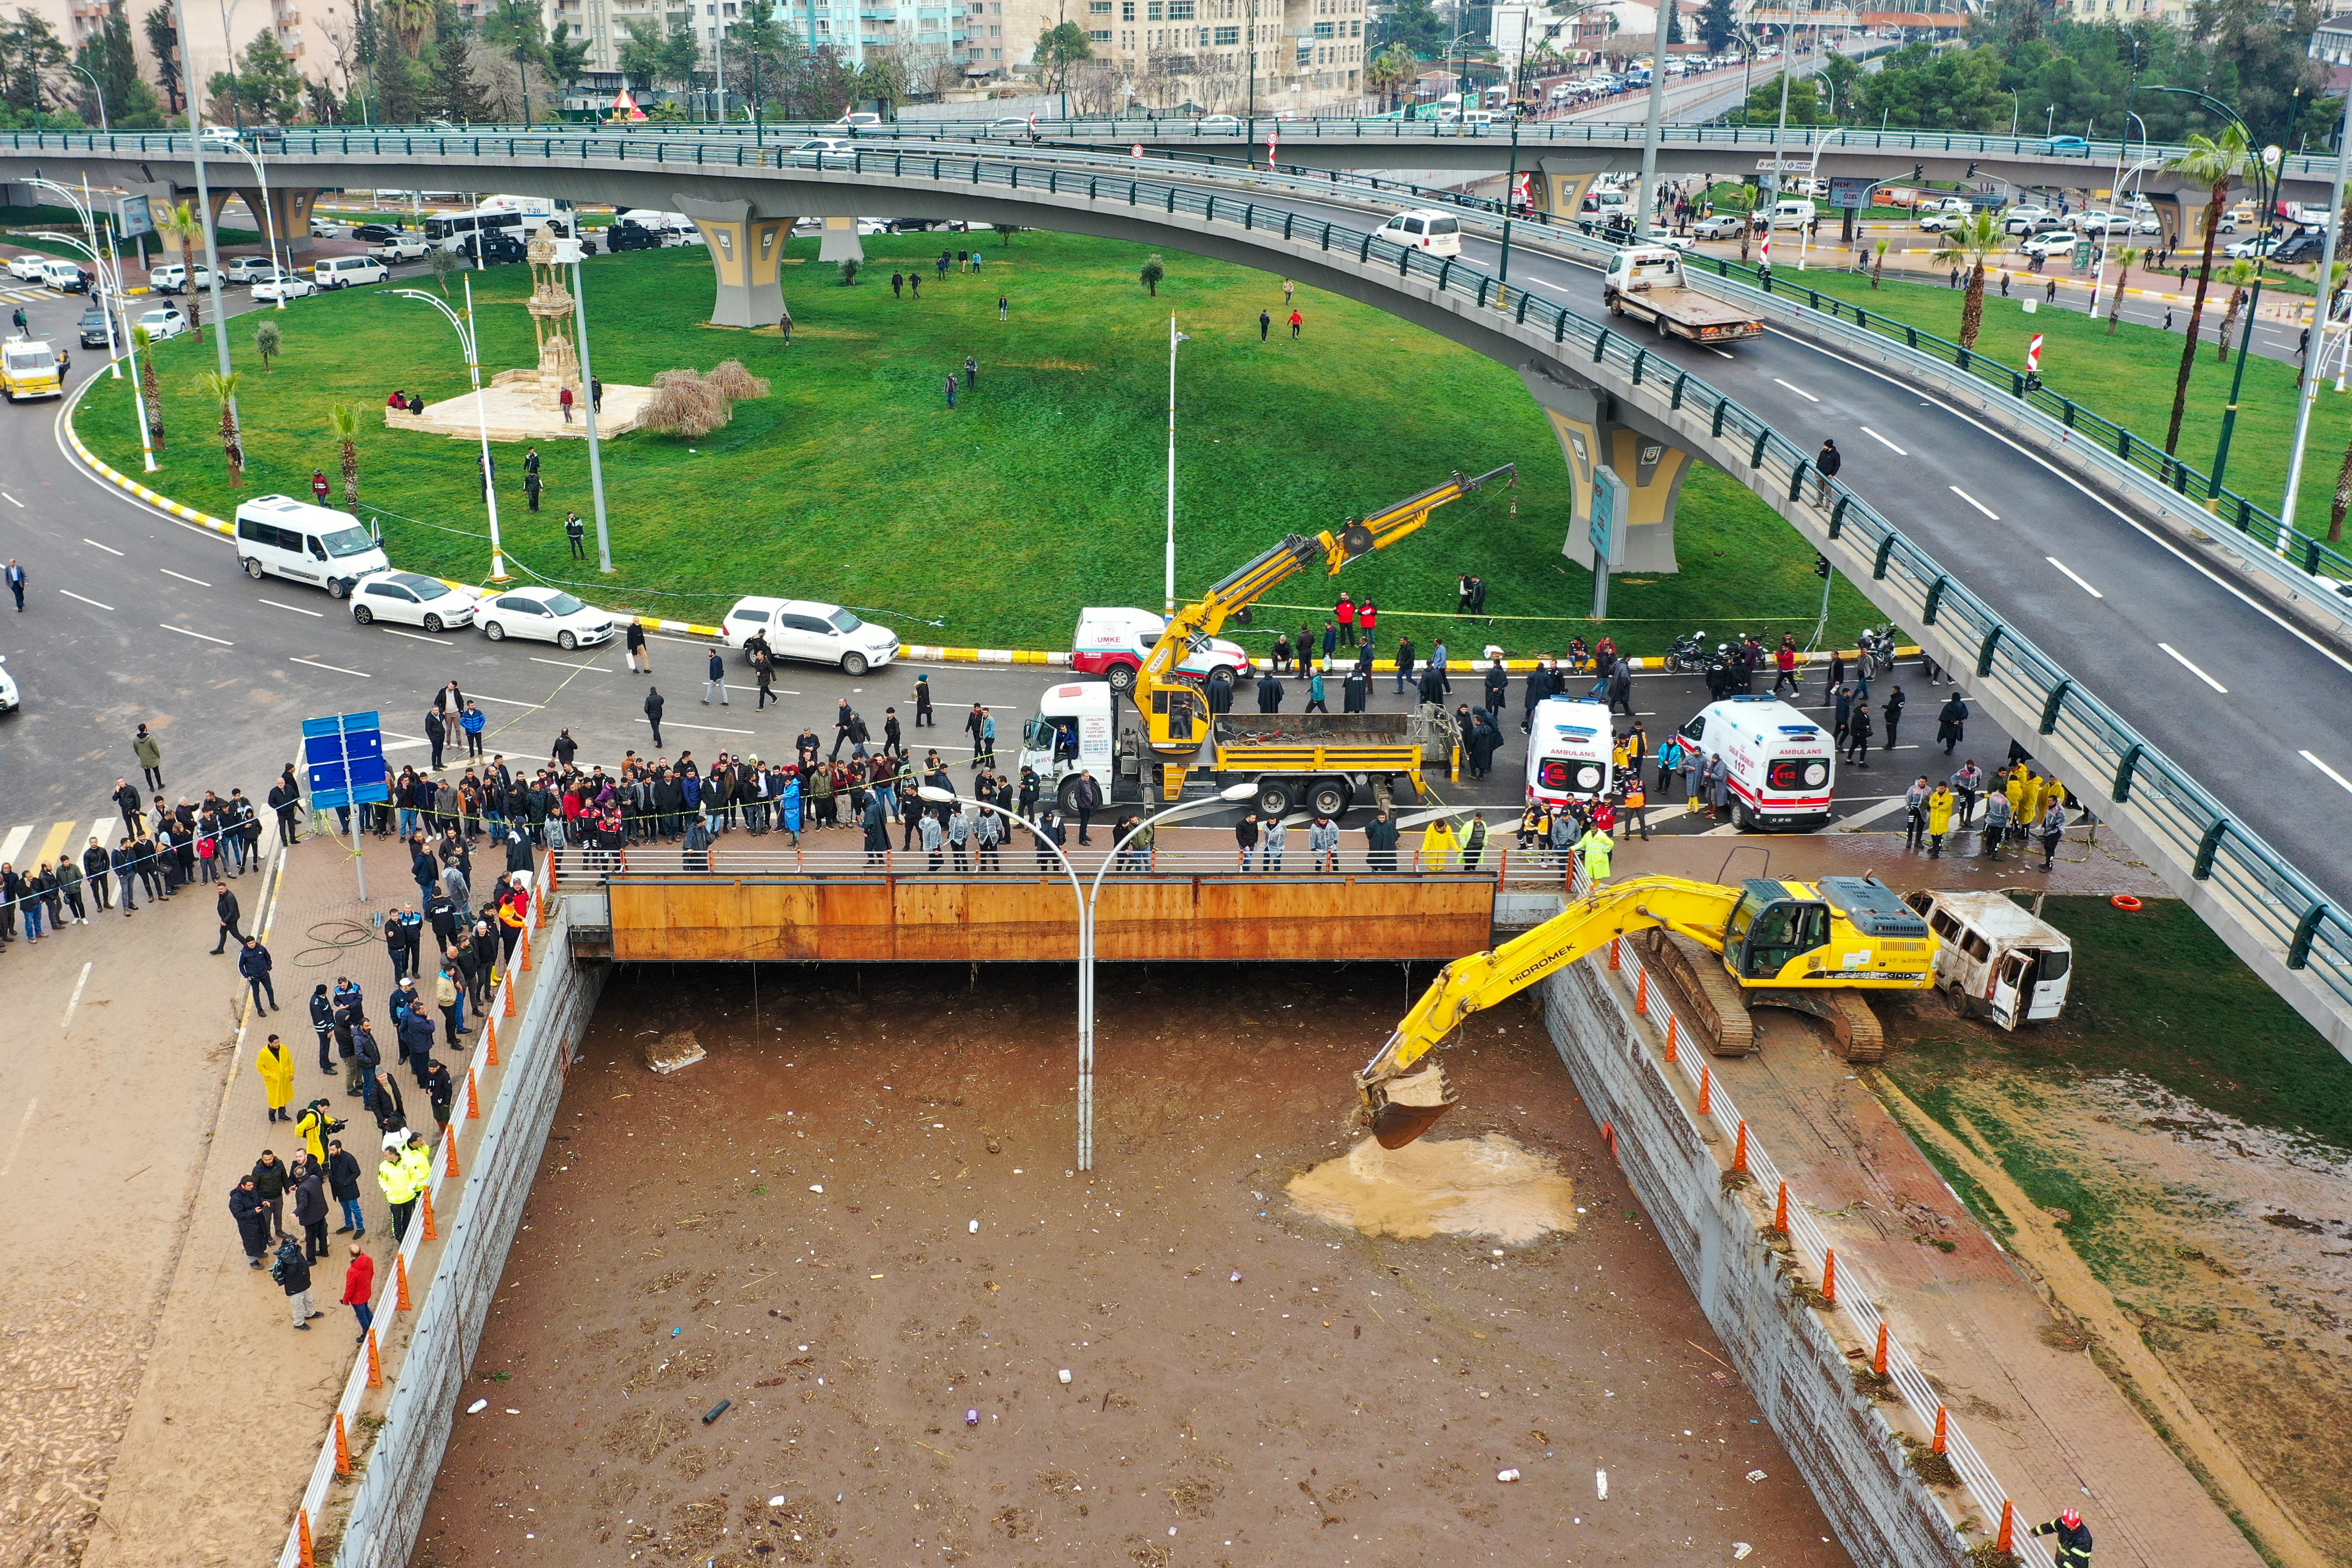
[1362,1064,1456,1149]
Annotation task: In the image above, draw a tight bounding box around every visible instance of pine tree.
[1698,0,1733,53]
[426,32,493,122]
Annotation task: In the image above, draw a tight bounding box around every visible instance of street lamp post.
[388,279,510,583]
[918,780,1256,1171]
[1165,316,1188,615]
[204,129,288,307]
[65,62,109,130]
[2280,70,2352,536]
[169,0,237,420]
[561,236,616,573]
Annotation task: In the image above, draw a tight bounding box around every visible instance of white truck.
[1601,247,1766,344]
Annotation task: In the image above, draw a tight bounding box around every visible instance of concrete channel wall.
[296,906,606,1568]
[1540,961,1973,1568]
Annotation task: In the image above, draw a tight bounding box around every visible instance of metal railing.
[11,127,2346,1018]
[545,839,1567,885]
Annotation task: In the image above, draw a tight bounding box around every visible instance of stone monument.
[489,226,585,411]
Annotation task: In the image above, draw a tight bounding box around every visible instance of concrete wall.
[1539,960,1968,1568]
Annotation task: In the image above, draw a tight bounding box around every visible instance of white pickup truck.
[372,233,430,262]
[1601,247,1765,345]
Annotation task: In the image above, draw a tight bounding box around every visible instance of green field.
[82,231,1895,653]
[1763,263,2349,528]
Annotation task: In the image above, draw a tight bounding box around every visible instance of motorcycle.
[1858,624,1899,677]
[1663,629,1709,673]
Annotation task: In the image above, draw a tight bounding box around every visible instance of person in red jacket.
[1773,633,1800,697]
[1334,593,1356,648]
[342,1244,376,1342]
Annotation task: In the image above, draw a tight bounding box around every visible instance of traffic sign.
[303,710,389,811]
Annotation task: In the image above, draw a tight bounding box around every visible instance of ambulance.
[1524,696,1615,807]
[1677,696,1835,831]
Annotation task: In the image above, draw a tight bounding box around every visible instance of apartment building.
[1005,0,1366,112]
[21,0,318,114]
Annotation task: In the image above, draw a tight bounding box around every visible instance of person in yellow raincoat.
[1420,817,1461,871]
[1926,783,1955,858]
[2005,768,2033,844]
[1576,824,1615,883]
[256,1034,298,1124]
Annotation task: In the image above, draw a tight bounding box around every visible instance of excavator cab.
[1723,880,1832,981]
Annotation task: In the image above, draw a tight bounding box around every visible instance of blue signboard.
[303,710,389,811]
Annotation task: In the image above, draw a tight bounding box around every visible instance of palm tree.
[1139,255,1166,296]
[384,0,436,56]
[2106,247,2139,334]
[2213,258,2258,364]
[154,200,204,334]
[132,325,164,451]
[2161,126,2250,454]
[328,402,361,506]
[199,369,244,486]
[1932,211,2006,350]
[1367,47,1414,112]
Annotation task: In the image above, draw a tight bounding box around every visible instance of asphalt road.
[3,208,2339,904]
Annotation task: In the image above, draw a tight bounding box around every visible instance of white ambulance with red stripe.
[1677,696,1835,831]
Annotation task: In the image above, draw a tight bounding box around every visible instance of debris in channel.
[1286,1133,1578,1245]
[642,1030,707,1075]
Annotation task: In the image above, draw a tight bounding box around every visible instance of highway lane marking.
[2045,557,2104,599]
[2156,642,2228,693]
[1772,377,1820,402]
[257,597,325,618]
[158,623,232,644]
[290,656,371,678]
[82,536,123,556]
[0,493,19,507]
[0,1098,35,1181]
[61,964,92,1033]
[1949,485,2000,520]
[1859,426,1908,455]
[530,656,610,671]
[1705,346,1736,360]
[377,627,440,642]
[159,568,210,586]
[59,588,115,611]
[2301,749,2352,795]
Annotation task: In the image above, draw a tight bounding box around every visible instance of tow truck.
[1601,246,1766,344]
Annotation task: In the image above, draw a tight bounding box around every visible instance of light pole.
[203,128,288,307]
[1633,1,1669,233]
[170,0,237,421]
[1165,316,1187,615]
[562,236,616,573]
[2280,63,2352,536]
[388,280,511,583]
[65,62,109,130]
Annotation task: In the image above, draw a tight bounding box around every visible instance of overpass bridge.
[4,126,2349,1053]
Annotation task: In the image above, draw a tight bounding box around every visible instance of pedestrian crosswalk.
[0,287,58,305]
[0,818,124,870]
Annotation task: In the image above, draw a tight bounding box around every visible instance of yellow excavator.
[1135,465,1516,798]
[1356,872,1938,1148]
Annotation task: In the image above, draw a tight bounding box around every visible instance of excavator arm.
[1356,875,1745,1148]
[1136,464,1516,761]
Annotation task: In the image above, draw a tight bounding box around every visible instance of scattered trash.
[1745,1470,1768,1483]
[966,1409,981,1427]
[504,1409,519,1415]
[809,1184,824,1194]
[672,1327,684,1336]
[1497,1469,1522,1483]
[1229,1271,1243,1283]
[1058,1369,1072,1385]
[1595,1470,1608,1499]
[754,1376,788,1388]
[702,1399,731,1425]
[769,1496,787,1507]
[641,1030,706,1075]
[968,1220,980,1233]
[467,1398,488,1414]
[1733,1545,1753,1560]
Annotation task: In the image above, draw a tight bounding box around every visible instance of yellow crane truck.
[1356,873,1937,1148]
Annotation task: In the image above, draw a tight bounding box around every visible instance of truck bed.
[1214,714,1415,748]
[1629,284,1759,332]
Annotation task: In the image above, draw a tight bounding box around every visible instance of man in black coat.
[645,686,665,749]
[327,1138,366,1236]
[1483,659,1508,713]
[210,885,244,954]
[229,1176,271,1267]
[274,1236,321,1329]
[293,1161,331,1261]
[251,1149,292,1239]
[1256,672,1285,714]
[1364,807,1401,873]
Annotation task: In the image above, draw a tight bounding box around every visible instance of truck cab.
[1071,607,1251,695]
[1021,682,1122,810]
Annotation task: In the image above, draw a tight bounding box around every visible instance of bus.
[422,197,578,251]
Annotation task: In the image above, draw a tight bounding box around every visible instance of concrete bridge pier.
[672,194,796,328]
[1520,362,1695,575]
[203,184,319,257]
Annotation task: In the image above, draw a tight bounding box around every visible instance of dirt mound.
[1286,1133,1578,1243]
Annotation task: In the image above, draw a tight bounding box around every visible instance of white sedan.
[134,305,189,341]
[0,653,17,713]
[253,274,319,302]
[5,252,49,281]
[2225,234,2280,259]
[351,570,479,632]
[476,585,617,650]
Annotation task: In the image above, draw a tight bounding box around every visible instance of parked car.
[313,255,389,288]
[372,233,430,261]
[476,586,616,650]
[5,252,48,281]
[351,570,480,632]
[36,258,89,292]
[1691,213,1746,240]
[0,653,16,714]
[353,223,408,244]
[1999,205,2053,235]
[719,596,900,675]
[2018,232,2078,259]
[226,256,284,284]
[253,273,319,302]
[77,302,114,347]
[309,218,353,238]
[149,262,215,293]
[1918,211,1966,232]
[134,305,188,340]
[2225,233,2281,259]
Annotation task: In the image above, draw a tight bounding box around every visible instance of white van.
[1768,198,1818,229]
[233,495,392,598]
[1525,696,1614,807]
[313,255,389,289]
[1376,209,1464,256]
[1676,696,1834,831]
[1901,890,2073,1028]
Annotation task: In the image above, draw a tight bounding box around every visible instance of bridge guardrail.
[9,128,2345,1028]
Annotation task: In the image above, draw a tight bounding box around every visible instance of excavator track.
[1632,931,1756,1058]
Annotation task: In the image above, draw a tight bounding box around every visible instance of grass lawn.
[87,231,1890,653]
[1764,265,2352,529]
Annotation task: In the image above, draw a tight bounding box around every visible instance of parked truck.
[1601,246,1766,344]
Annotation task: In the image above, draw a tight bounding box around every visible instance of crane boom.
[1134,464,1516,766]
